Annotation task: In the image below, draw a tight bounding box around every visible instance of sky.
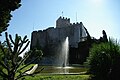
[1,0,120,46]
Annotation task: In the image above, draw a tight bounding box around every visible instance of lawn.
[25,75,89,80]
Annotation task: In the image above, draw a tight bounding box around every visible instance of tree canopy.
[0,0,21,34]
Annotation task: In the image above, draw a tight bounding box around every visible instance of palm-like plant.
[86,39,120,80]
[0,32,42,80]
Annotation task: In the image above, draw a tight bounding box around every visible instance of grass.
[25,75,89,80]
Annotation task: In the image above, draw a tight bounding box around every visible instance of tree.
[86,39,120,80]
[0,0,21,34]
[0,32,43,80]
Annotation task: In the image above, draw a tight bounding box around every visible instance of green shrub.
[86,39,120,80]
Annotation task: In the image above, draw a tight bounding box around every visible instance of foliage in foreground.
[25,75,89,80]
[0,32,42,80]
[0,0,21,34]
[86,39,120,80]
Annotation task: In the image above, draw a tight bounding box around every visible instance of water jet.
[62,37,69,67]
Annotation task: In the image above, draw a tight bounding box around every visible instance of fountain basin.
[35,65,88,75]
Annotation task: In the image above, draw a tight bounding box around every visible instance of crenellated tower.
[56,16,71,28]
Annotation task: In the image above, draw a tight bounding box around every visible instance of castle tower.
[56,16,71,28]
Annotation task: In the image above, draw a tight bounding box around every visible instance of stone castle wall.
[30,17,88,53]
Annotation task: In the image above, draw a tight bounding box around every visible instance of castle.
[30,16,90,64]
[31,16,88,49]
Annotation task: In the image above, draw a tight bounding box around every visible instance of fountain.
[36,37,87,74]
[62,37,69,67]
[55,37,70,74]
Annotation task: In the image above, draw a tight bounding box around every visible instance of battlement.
[56,16,83,28]
[59,16,70,22]
[58,16,70,21]
[72,22,83,26]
